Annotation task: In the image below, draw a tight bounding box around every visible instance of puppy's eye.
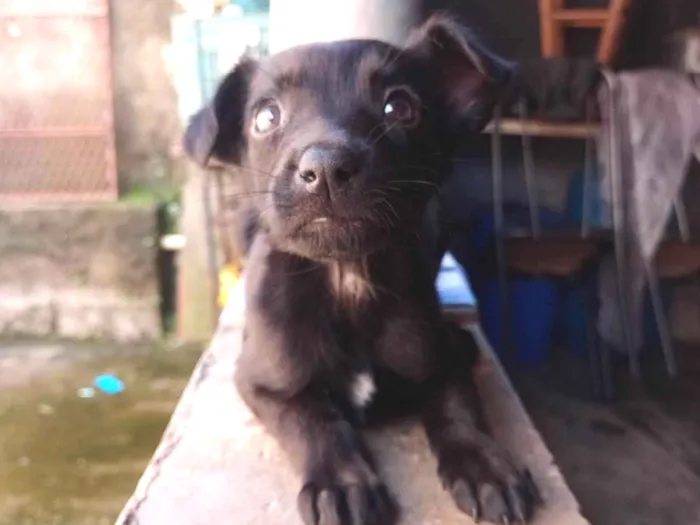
[383,88,419,127]
[253,102,282,134]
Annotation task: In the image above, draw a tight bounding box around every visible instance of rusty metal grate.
[0,0,117,203]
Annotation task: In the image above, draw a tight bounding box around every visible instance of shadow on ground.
[513,343,700,525]
[0,339,203,525]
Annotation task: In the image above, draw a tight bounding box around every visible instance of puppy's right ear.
[182,58,257,168]
[406,15,513,130]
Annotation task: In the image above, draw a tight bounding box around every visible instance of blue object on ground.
[94,375,125,395]
[436,252,477,307]
[476,277,559,365]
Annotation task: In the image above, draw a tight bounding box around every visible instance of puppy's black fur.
[184,15,537,525]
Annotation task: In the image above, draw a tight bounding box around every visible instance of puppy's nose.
[296,144,361,194]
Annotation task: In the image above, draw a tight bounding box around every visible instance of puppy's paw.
[297,464,398,525]
[438,444,540,525]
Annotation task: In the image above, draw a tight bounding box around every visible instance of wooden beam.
[539,0,565,58]
[553,8,609,28]
[484,118,600,139]
[597,0,632,65]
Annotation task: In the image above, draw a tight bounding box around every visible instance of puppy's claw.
[346,484,368,525]
[478,482,509,523]
[370,483,398,523]
[299,480,397,525]
[438,449,539,525]
[298,484,320,525]
[524,471,542,505]
[317,489,342,525]
[506,481,528,524]
[450,479,479,519]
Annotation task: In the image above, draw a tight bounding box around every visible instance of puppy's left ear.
[182,58,257,168]
[406,15,513,129]
[182,104,220,168]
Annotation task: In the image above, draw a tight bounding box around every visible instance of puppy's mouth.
[284,213,394,260]
[301,215,377,241]
[308,216,363,229]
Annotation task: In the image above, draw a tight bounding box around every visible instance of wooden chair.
[539,0,632,66]
[475,1,635,399]
[489,101,619,400]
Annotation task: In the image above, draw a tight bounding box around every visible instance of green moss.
[0,342,202,525]
[120,182,180,207]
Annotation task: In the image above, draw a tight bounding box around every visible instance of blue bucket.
[477,276,560,365]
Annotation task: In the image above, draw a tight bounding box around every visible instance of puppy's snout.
[296,144,362,195]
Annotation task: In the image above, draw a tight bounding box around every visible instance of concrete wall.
[0,204,162,341]
[110,0,181,194]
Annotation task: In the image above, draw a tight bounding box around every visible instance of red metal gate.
[0,0,117,202]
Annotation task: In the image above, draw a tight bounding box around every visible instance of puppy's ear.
[406,15,512,129]
[182,58,257,168]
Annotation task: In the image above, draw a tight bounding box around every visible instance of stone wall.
[0,204,161,341]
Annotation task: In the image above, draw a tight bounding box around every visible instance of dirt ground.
[2,338,700,525]
[0,339,202,525]
[513,344,700,525]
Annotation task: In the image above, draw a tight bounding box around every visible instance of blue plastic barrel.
[476,276,560,365]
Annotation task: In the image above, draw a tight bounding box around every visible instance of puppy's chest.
[347,369,377,409]
[327,261,376,307]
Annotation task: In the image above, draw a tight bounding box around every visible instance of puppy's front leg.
[236,378,398,525]
[422,325,538,525]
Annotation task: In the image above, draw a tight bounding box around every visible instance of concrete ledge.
[115,282,588,525]
[0,204,161,341]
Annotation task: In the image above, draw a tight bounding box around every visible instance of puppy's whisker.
[280,261,324,278]
[379,47,406,73]
[390,179,441,190]
[223,190,275,200]
[380,198,400,223]
[363,122,387,144]
[401,164,442,175]
[234,166,278,180]
[368,122,398,147]
[255,204,278,223]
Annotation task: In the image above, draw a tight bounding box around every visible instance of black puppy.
[183,15,538,525]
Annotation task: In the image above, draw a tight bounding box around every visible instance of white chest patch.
[350,371,376,408]
[329,261,375,305]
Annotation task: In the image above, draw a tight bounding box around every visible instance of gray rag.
[596,70,700,353]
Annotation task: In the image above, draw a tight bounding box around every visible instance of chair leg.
[600,340,616,401]
[491,107,515,364]
[645,261,677,378]
[585,278,603,400]
[694,275,700,334]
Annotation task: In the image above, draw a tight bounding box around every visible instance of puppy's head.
[184,16,510,261]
